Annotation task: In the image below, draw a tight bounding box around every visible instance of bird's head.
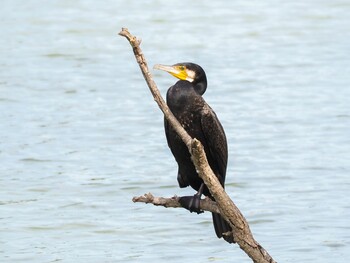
[154,62,207,95]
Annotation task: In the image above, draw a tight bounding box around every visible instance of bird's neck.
[193,80,207,95]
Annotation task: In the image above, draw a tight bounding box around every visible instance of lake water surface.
[1,1,350,262]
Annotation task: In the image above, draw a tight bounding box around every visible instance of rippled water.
[1,1,350,262]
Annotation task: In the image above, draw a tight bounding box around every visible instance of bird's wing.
[200,104,228,186]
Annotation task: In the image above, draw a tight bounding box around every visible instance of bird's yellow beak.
[154,64,189,81]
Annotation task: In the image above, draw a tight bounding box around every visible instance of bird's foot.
[179,194,203,214]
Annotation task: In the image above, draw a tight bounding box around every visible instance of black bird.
[154,62,233,243]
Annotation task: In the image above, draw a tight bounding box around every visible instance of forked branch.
[119,27,276,263]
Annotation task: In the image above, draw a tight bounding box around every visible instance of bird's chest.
[176,110,202,137]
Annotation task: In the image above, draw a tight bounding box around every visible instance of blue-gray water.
[1,1,349,262]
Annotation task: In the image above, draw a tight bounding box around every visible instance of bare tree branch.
[133,193,221,214]
[119,27,277,263]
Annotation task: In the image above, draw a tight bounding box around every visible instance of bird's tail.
[212,212,234,243]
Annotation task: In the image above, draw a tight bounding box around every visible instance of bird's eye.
[179,66,185,71]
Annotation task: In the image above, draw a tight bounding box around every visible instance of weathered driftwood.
[132,193,221,214]
[119,27,276,263]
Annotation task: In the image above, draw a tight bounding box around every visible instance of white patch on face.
[186,69,196,82]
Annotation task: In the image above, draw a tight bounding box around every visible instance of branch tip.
[118,27,129,37]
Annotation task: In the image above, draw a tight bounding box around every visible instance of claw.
[178,183,205,214]
[179,195,203,214]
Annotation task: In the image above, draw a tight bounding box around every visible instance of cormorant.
[154,62,234,243]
